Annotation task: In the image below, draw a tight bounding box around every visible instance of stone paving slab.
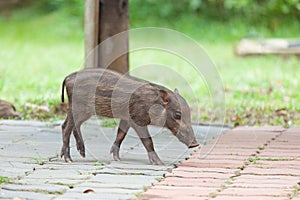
[0,120,227,199]
[142,126,300,200]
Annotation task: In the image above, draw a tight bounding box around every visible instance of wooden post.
[84,0,129,73]
[84,0,99,68]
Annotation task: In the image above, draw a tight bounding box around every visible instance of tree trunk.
[85,0,129,73]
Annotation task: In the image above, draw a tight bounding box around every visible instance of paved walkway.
[1,121,299,200]
[142,126,300,200]
[0,120,226,199]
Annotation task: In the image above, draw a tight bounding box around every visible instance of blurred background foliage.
[0,0,299,125]
[131,0,300,21]
[1,0,300,21]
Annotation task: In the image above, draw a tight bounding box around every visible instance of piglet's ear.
[174,88,179,94]
[159,90,169,106]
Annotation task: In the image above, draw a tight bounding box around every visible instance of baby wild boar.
[61,68,199,165]
[0,99,21,119]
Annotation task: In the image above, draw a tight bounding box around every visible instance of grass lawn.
[0,7,299,126]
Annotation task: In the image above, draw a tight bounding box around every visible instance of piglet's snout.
[188,139,199,148]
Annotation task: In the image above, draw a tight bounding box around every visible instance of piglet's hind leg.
[61,115,74,163]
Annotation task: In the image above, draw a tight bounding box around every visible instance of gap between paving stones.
[141,127,300,199]
[0,120,227,199]
[212,130,284,197]
[213,128,300,199]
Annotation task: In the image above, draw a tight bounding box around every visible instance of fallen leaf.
[25,103,50,112]
[275,108,288,116]
[83,189,95,194]
[243,110,252,118]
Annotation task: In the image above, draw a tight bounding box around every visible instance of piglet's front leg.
[131,125,164,165]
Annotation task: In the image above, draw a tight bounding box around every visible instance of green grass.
[247,156,260,164]
[32,157,46,165]
[52,182,75,189]
[0,176,10,184]
[0,6,299,126]
[0,9,83,120]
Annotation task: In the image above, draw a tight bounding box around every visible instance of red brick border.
[141,127,300,199]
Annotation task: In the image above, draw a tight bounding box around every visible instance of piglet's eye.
[174,111,181,120]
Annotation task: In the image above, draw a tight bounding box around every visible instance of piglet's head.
[159,89,199,148]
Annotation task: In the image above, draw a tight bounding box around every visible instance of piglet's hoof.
[65,157,73,163]
[110,144,121,161]
[61,147,73,163]
[148,151,164,165]
[76,143,85,158]
[61,155,73,163]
